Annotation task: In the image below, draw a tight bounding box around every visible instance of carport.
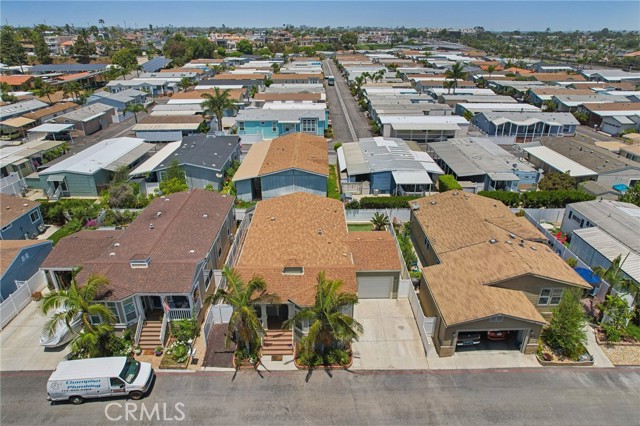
[27,123,75,143]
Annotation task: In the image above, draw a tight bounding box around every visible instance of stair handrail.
[134,313,145,346]
[159,312,169,348]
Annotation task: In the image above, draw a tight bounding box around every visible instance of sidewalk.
[584,325,615,368]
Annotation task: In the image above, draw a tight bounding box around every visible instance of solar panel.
[141,57,172,73]
[31,63,108,73]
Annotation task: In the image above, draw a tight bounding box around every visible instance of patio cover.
[27,123,74,133]
[391,170,433,185]
[0,116,35,128]
[46,174,66,182]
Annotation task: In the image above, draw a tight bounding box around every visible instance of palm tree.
[40,272,115,357]
[201,88,238,131]
[486,64,497,79]
[284,272,363,358]
[270,63,281,74]
[443,79,455,95]
[370,212,390,231]
[178,77,194,92]
[204,267,278,354]
[123,103,147,123]
[593,254,640,323]
[32,78,56,104]
[62,81,82,102]
[444,62,468,95]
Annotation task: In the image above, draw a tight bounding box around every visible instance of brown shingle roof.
[138,115,204,124]
[22,102,78,120]
[0,240,51,276]
[414,192,589,326]
[236,193,356,306]
[347,232,401,272]
[529,88,593,96]
[0,75,34,86]
[259,133,328,177]
[530,73,586,82]
[42,190,234,301]
[0,195,40,228]
[170,88,244,101]
[271,73,323,80]
[253,93,322,102]
[212,74,265,81]
[581,102,640,112]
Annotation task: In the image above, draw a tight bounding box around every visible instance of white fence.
[407,287,437,355]
[345,208,411,223]
[0,172,27,196]
[512,208,565,224]
[0,270,47,330]
[202,303,233,346]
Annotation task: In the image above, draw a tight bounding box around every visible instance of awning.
[488,172,520,182]
[46,174,66,182]
[103,143,154,172]
[0,116,35,128]
[336,146,347,172]
[391,170,433,185]
[129,141,182,176]
[28,123,74,133]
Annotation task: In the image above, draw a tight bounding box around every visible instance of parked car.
[487,331,509,341]
[456,332,481,346]
[47,357,154,404]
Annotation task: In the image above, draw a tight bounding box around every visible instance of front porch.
[256,303,295,356]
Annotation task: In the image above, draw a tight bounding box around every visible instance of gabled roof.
[0,75,33,86]
[0,194,40,227]
[42,190,234,301]
[233,133,328,181]
[0,240,52,276]
[22,102,78,121]
[414,191,589,326]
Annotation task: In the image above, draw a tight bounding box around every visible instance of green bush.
[521,190,595,208]
[602,324,622,343]
[358,196,419,209]
[345,200,360,209]
[541,289,587,361]
[40,199,101,225]
[437,175,462,192]
[566,258,577,268]
[171,318,199,343]
[477,190,520,207]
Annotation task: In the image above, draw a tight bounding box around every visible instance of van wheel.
[129,391,144,400]
[69,396,84,405]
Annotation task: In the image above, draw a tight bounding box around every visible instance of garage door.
[357,276,393,299]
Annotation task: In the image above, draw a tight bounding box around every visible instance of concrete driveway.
[0,299,70,371]
[351,299,428,370]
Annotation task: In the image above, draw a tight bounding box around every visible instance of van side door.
[109,377,127,396]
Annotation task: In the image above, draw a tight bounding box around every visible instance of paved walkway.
[352,299,429,370]
[0,296,71,371]
[584,325,615,368]
[202,324,234,368]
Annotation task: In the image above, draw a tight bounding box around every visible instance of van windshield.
[119,358,140,384]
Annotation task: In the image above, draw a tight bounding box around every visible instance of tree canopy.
[538,172,576,191]
[236,39,254,55]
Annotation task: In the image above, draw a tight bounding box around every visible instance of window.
[238,122,245,131]
[568,211,572,219]
[110,377,124,387]
[283,266,304,275]
[29,210,41,223]
[424,237,430,250]
[272,122,277,132]
[301,118,317,133]
[1,223,12,232]
[489,315,504,323]
[260,121,265,125]
[538,289,551,305]
[106,301,121,323]
[538,288,564,305]
[218,247,222,257]
[122,297,137,323]
[550,289,564,305]
[21,253,30,262]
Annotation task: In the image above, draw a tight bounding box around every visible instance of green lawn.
[348,224,373,232]
[328,165,340,200]
[48,223,81,246]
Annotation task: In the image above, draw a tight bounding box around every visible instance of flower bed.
[232,347,261,370]
[293,344,353,370]
[595,328,640,366]
[536,341,594,367]
[158,339,190,370]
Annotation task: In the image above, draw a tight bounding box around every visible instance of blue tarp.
[574,267,602,286]
[613,184,629,192]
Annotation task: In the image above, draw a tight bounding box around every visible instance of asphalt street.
[1,368,639,426]
[323,59,372,143]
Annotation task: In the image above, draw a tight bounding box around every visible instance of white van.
[47,357,154,405]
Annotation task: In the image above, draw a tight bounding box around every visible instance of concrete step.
[262,347,294,355]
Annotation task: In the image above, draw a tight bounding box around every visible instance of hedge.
[477,190,520,207]
[478,190,595,208]
[438,174,462,192]
[358,196,420,209]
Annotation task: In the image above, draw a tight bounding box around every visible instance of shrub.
[345,200,360,209]
[358,196,419,209]
[171,318,199,343]
[521,190,595,208]
[437,174,462,192]
[333,142,342,151]
[538,172,577,191]
[542,289,587,361]
[600,294,633,341]
[478,190,520,207]
[602,324,623,343]
[566,258,577,268]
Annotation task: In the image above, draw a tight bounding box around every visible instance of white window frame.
[1,223,12,232]
[122,297,138,323]
[301,118,317,133]
[538,288,564,306]
[538,288,551,305]
[549,288,564,305]
[29,210,41,223]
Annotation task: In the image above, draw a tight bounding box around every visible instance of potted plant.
[134,346,142,356]
[31,291,43,301]
[154,346,163,356]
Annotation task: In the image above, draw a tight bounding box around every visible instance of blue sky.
[2,1,639,31]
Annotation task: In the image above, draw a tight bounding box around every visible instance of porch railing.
[159,312,169,347]
[167,308,191,320]
[134,314,145,346]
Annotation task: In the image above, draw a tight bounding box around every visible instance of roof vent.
[318,228,323,235]
[430,200,437,205]
[149,223,155,229]
[489,239,497,244]
[114,243,121,247]
[189,250,195,254]
[452,191,458,195]
[509,233,516,239]
[519,239,525,247]
[109,252,116,256]
[156,211,162,217]
[411,202,420,211]
[22,203,29,207]
[203,214,208,218]
[270,216,276,221]
[506,240,512,245]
